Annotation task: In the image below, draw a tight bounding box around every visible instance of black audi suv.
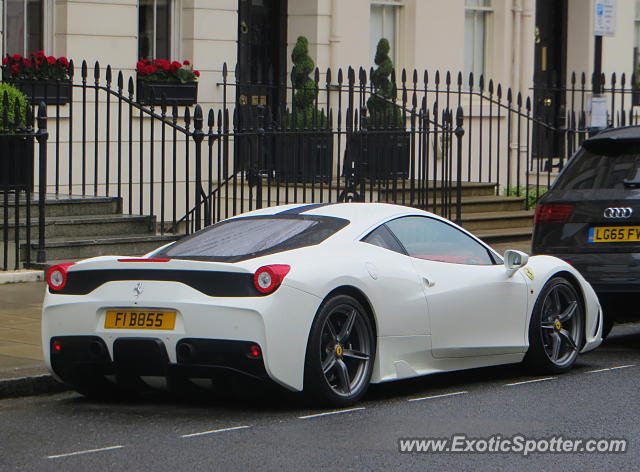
[531,126,640,336]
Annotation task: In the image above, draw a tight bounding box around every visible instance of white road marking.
[47,445,124,459]
[408,391,468,402]
[504,377,556,387]
[298,407,365,420]
[181,425,251,438]
[588,364,635,374]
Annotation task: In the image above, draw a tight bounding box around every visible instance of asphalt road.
[2,323,639,472]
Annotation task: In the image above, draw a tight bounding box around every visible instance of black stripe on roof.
[277,203,335,215]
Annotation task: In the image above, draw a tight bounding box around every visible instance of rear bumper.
[546,252,640,293]
[42,282,323,391]
[49,336,269,393]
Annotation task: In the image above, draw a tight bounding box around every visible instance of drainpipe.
[512,0,523,98]
[511,0,523,187]
[329,0,341,75]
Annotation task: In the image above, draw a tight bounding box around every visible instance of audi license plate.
[104,310,176,330]
[588,226,640,243]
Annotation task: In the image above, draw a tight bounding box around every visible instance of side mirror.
[504,250,529,278]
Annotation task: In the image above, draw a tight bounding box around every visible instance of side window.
[362,224,405,254]
[385,216,495,265]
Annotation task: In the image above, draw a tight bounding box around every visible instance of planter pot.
[345,129,410,180]
[272,131,333,183]
[0,133,34,191]
[136,79,198,106]
[13,79,72,105]
[234,130,333,184]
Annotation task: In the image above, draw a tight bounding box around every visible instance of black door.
[237,0,287,113]
[236,0,287,175]
[533,0,567,162]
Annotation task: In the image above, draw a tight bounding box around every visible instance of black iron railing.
[4,59,640,270]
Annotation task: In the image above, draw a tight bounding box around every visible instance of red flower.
[136,60,145,72]
[37,50,46,59]
[194,70,200,77]
[46,56,56,65]
[59,57,69,68]
[183,60,190,66]
[23,58,32,67]
[2,57,8,65]
[11,64,19,75]
[12,54,22,62]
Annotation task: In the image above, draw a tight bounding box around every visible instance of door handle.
[423,277,435,288]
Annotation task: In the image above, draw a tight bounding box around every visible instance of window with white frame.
[3,0,43,56]
[370,0,402,66]
[464,0,492,82]
[138,0,171,60]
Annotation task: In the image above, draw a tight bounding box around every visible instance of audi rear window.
[155,215,349,262]
[555,143,640,190]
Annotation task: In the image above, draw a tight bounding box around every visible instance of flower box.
[136,79,198,106]
[2,52,72,105]
[13,79,72,105]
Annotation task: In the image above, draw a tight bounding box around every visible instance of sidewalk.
[0,278,67,397]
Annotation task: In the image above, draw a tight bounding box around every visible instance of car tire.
[524,277,584,374]
[304,294,375,407]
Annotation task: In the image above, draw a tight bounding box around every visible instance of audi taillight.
[534,204,574,224]
[46,263,75,291]
[253,265,290,294]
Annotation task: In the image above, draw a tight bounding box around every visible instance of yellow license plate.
[588,226,640,243]
[104,310,177,330]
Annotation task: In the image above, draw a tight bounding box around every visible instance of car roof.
[236,202,439,234]
[584,125,640,144]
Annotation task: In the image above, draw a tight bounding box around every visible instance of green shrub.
[502,185,547,208]
[0,82,28,132]
[366,38,403,129]
[285,36,326,130]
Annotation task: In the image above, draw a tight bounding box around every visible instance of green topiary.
[366,38,403,128]
[0,82,28,132]
[286,36,325,129]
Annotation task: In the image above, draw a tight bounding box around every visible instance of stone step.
[376,181,498,198]
[412,195,526,214]
[460,210,534,231]
[21,234,180,262]
[4,196,122,219]
[474,226,534,244]
[1,214,156,240]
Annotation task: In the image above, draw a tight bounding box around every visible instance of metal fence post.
[454,106,464,225]
[36,103,49,264]
[192,105,205,232]
[255,104,265,209]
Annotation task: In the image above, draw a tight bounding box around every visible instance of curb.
[0,374,68,399]
[0,270,45,285]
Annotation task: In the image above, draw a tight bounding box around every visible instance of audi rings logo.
[603,207,633,219]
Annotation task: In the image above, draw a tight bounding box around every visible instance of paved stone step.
[4,196,122,219]
[377,181,498,198]
[1,214,156,240]
[21,234,180,262]
[407,195,526,214]
[474,226,533,244]
[460,210,534,231]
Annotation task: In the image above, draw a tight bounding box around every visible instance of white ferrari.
[42,203,602,405]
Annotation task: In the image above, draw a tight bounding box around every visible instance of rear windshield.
[555,143,640,190]
[155,215,349,262]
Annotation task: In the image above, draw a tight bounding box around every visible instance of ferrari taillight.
[253,265,290,294]
[46,263,75,291]
[534,204,574,224]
